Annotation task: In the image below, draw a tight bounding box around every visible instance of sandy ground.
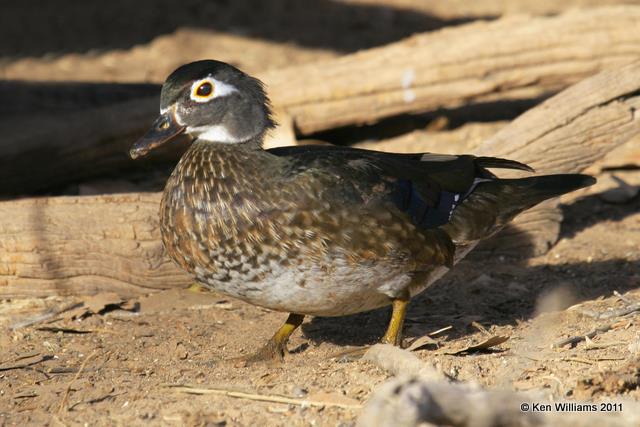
[1,1,640,426]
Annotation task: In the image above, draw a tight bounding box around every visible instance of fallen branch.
[266,6,640,133]
[582,303,640,320]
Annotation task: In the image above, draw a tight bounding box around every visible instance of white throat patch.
[188,125,244,143]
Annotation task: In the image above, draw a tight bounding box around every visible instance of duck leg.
[244,313,305,363]
[380,296,409,346]
[330,295,410,361]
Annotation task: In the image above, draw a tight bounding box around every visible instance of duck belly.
[192,256,415,317]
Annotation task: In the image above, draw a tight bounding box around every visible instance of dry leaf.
[407,335,439,352]
[448,336,509,355]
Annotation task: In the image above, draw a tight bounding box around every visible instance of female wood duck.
[130,60,595,362]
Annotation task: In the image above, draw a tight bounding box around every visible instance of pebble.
[291,385,308,398]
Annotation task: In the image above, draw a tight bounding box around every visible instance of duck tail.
[495,174,596,212]
[445,174,595,243]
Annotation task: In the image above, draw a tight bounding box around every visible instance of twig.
[163,384,362,410]
[36,326,93,334]
[613,290,633,305]
[582,303,640,320]
[68,391,125,410]
[10,302,83,330]
[0,354,53,372]
[585,340,627,350]
[36,326,117,335]
[429,326,452,336]
[552,324,614,348]
[57,350,98,414]
[0,351,40,365]
[559,357,594,365]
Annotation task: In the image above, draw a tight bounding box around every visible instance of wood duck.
[130,60,595,361]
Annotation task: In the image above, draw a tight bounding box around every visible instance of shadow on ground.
[3,0,493,58]
[303,257,639,346]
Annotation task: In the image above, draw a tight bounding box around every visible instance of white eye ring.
[190,78,215,102]
[189,76,238,103]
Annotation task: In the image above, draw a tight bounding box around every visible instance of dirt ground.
[1,1,640,426]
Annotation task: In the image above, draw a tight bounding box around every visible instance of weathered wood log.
[265,6,640,134]
[0,194,191,298]
[1,61,640,298]
[3,7,640,195]
[355,122,506,154]
[351,0,634,20]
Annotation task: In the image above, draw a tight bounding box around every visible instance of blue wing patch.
[393,179,461,228]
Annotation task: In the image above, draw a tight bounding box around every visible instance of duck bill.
[129,110,186,159]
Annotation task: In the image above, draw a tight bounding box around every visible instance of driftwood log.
[3,7,640,194]
[1,62,639,298]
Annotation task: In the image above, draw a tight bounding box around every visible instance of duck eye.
[195,82,213,98]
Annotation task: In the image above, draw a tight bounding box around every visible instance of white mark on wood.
[402,69,416,103]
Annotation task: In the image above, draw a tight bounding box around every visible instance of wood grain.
[265,6,640,133]
[0,194,191,298]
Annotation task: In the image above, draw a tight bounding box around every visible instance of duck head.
[130,60,274,159]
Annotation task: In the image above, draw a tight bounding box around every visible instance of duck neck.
[165,132,282,208]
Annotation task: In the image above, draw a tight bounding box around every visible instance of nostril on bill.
[159,119,170,130]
